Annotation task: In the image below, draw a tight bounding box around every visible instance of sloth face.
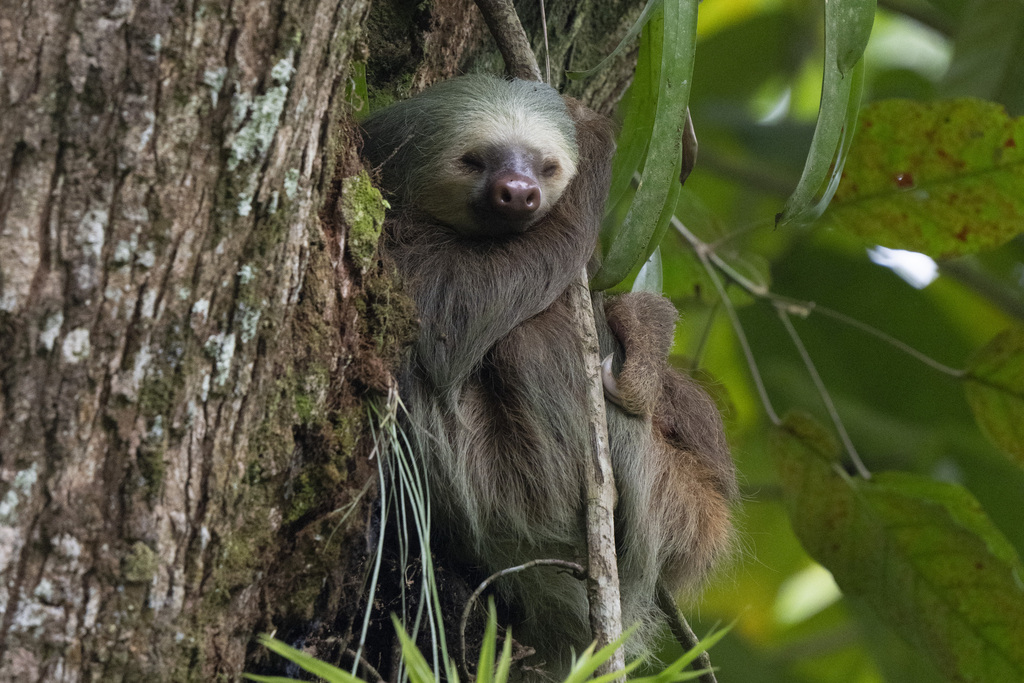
[415,88,578,237]
[362,75,579,238]
[420,136,575,237]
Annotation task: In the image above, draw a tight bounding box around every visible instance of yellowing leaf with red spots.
[819,99,1024,258]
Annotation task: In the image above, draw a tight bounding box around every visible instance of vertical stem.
[569,269,625,676]
[775,306,871,479]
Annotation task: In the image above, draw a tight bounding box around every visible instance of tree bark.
[0,0,643,679]
[0,0,376,678]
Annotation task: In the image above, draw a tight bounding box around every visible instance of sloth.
[360,74,737,673]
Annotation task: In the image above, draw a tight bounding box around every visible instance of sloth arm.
[603,292,737,499]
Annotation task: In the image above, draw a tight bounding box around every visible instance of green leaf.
[563,628,634,683]
[631,623,733,683]
[393,615,437,683]
[249,634,364,683]
[772,413,1024,683]
[837,0,877,76]
[604,6,661,215]
[965,328,1024,467]
[592,0,698,290]
[776,0,874,226]
[820,99,1024,258]
[493,622,513,683]
[475,599,498,683]
[942,0,1024,115]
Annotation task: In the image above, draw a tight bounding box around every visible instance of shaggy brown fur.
[361,75,736,675]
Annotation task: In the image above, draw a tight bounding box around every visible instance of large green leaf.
[772,413,1024,683]
[603,4,662,217]
[965,328,1024,468]
[775,0,874,226]
[820,99,1024,258]
[393,615,440,683]
[592,0,697,291]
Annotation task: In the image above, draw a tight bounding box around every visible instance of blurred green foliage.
[611,0,1024,681]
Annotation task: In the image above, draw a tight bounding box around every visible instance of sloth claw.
[601,354,623,407]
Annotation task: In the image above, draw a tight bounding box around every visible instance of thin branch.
[655,585,718,683]
[474,0,543,80]
[675,217,782,425]
[806,302,966,378]
[539,0,551,85]
[679,210,967,476]
[706,217,773,251]
[459,559,587,682]
[776,305,872,479]
[676,218,967,378]
[570,268,627,677]
[343,648,386,683]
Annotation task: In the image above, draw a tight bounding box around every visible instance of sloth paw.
[602,292,679,416]
[601,352,660,416]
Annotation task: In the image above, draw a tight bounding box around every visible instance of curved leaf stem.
[776,305,872,479]
[459,559,587,681]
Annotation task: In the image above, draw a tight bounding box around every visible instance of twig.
[539,0,551,85]
[571,268,626,677]
[673,215,968,403]
[343,648,386,683]
[459,559,587,682]
[675,216,782,425]
[655,585,718,683]
[776,305,871,479]
[808,303,965,378]
[473,0,543,81]
[677,219,967,377]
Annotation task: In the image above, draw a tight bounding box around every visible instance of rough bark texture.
[0,0,643,679]
[0,0,377,678]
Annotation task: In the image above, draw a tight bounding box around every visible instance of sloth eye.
[541,161,560,178]
[460,154,486,172]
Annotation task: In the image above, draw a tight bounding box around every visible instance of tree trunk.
[0,0,641,679]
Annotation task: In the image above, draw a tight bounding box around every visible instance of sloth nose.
[489,173,541,219]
